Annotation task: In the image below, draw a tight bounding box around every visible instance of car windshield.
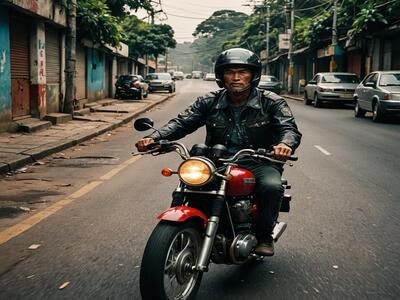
[380,73,400,86]
[146,74,171,80]
[321,74,359,83]
[260,76,278,82]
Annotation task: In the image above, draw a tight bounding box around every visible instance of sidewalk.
[0,94,173,174]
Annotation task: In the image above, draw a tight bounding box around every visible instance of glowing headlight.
[178,158,214,186]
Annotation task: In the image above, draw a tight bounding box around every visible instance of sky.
[137,0,253,43]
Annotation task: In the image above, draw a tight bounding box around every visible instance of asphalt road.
[0,79,399,299]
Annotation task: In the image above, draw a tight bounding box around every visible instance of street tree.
[123,16,176,60]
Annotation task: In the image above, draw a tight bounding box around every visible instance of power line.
[166,12,208,20]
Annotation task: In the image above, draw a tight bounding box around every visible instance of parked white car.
[304,72,360,107]
[354,71,400,122]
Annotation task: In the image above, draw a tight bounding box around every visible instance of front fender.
[157,206,208,226]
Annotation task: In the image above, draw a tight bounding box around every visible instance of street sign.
[279,34,290,50]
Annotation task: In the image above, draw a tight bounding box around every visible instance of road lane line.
[99,155,142,180]
[314,145,332,156]
[0,155,143,246]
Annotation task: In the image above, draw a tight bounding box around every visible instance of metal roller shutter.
[76,44,86,100]
[45,26,60,84]
[10,13,30,117]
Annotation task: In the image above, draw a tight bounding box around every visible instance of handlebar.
[133,142,297,165]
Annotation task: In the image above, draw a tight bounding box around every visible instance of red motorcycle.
[134,118,297,300]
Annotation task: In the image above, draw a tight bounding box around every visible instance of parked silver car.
[258,75,282,95]
[146,73,176,93]
[354,71,400,122]
[304,72,360,107]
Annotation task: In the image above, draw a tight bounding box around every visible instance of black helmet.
[214,48,262,88]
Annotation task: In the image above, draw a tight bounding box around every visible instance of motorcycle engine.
[230,200,252,229]
[230,233,258,263]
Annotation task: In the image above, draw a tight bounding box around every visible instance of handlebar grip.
[288,155,298,161]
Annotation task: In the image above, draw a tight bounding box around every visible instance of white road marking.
[314,145,332,156]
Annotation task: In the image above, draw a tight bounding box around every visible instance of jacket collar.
[216,88,261,110]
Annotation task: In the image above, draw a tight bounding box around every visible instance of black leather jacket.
[147,88,302,151]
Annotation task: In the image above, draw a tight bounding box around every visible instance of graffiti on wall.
[0,50,6,73]
[38,39,45,83]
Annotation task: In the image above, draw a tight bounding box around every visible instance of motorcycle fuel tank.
[226,167,256,196]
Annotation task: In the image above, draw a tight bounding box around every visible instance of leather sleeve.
[268,97,302,151]
[146,95,211,141]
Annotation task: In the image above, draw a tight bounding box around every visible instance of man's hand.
[272,143,293,161]
[135,138,155,152]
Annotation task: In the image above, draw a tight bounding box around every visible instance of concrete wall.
[30,20,47,118]
[0,7,12,131]
[87,48,104,101]
[4,0,67,27]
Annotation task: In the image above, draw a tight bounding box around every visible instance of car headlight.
[178,158,215,186]
[318,87,333,92]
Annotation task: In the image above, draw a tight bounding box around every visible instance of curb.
[283,94,303,102]
[0,94,174,174]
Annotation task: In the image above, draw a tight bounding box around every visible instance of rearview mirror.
[134,117,154,131]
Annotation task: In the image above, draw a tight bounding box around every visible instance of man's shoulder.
[197,90,223,102]
[260,90,284,103]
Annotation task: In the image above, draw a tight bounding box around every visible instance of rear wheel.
[169,86,174,93]
[354,100,366,118]
[140,221,203,300]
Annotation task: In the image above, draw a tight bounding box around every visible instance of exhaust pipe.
[272,222,287,242]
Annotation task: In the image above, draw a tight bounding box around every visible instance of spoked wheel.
[140,221,203,300]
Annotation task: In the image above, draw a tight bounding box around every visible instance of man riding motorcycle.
[136,48,302,256]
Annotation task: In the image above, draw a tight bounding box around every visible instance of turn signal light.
[161,168,173,177]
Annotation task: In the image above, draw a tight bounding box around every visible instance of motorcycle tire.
[140,220,203,300]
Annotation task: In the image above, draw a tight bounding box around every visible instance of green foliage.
[123,16,176,58]
[77,0,155,47]
[77,0,124,47]
[191,10,249,69]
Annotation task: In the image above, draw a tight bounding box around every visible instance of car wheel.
[304,92,311,105]
[144,90,148,98]
[313,93,322,108]
[372,101,385,122]
[354,99,366,118]
[137,89,144,100]
[169,86,173,93]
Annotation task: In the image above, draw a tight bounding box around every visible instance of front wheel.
[140,221,203,300]
[304,92,311,105]
[354,100,366,118]
[313,93,322,108]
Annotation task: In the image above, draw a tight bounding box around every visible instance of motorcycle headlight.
[178,158,215,186]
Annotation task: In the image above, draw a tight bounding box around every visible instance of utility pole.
[330,0,338,72]
[265,1,270,74]
[165,50,168,73]
[64,0,76,114]
[287,0,294,94]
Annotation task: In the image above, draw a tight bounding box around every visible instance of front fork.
[196,165,232,272]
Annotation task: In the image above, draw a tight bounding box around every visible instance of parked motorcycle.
[133,117,297,300]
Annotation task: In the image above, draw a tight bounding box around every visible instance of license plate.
[340,93,352,98]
